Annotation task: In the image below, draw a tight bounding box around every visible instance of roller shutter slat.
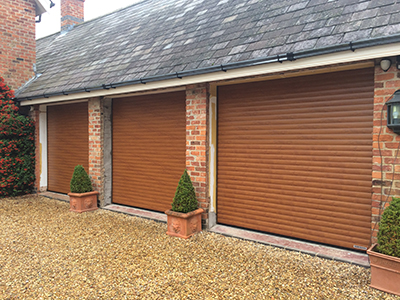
[217,68,373,250]
[47,103,89,194]
[219,165,371,179]
[112,91,186,212]
[220,145,372,153]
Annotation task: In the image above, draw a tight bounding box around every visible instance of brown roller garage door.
[112,91,186,212]
[217,68,374,250]
[47,102,89,194]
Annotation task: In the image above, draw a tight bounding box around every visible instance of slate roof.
[17,0,400,99]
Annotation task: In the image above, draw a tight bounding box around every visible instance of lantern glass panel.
[391,103,400,125]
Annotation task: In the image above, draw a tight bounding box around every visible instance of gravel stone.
[0,196,399,299]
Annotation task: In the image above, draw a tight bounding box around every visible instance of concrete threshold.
[104,204,167,223]
[210,225,369,267]
[40,191,69,202]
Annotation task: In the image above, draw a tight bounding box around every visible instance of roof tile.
[342,29,373,43]
[315,34,344,48]
[389,13,400,25]
[288,1,310,12]
[367,0,397,9]
[343,2,370,14]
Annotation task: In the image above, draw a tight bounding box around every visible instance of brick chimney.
[61,0,85,32]
[0,0,36,90]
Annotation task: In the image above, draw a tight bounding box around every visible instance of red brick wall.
[0,0,36,90]
[61,0,85,32]
[88,98,104,204]
[186,84,209,226]
[372,59,400,243]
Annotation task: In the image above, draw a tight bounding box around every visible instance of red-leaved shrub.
[0,76,35,197]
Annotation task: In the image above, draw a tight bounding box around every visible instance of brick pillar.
[186,84,209,227]
[0,0,36,90]
[372,59,400,243]
[61,0,85,32]
[88,98,104,205]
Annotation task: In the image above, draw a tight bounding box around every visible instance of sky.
[36,0,141,39]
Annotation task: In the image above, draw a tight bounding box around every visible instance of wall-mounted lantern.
[380,58,392,72]
[387,90,400,133]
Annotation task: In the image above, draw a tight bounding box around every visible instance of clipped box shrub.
[377,197,400,258]
[0,76,35,197]
[171,169,198,213]
[70,165,93,193]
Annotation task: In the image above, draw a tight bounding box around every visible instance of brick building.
[5,0,400,256]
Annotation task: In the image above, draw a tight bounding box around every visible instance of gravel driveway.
[0,196,398,299]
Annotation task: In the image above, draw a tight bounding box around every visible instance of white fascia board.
[35,0,48,16]
[19,42,400,106]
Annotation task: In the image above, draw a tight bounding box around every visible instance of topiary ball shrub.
[377,197,400,258]
[70,165,93,193]
[171,169,198,213]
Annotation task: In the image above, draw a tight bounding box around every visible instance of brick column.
[186,84,209,227]
[372,59,400,242]
[0,0,36,90]
[88,98,104,205]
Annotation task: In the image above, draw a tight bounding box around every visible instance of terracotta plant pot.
[165,208,204,239]
[367,243,400,296]
[68,191,99,213]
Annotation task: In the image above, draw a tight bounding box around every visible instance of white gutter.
[19,42,400,106]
